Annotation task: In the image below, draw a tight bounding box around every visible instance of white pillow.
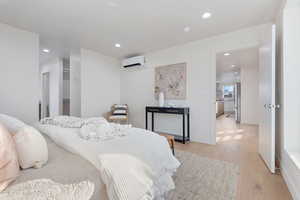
[13,126,48,169]
[113,110,127,114]
[84,117,109,125]
[0,114,26,134]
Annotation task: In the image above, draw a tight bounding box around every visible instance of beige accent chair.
[107,104,129,124]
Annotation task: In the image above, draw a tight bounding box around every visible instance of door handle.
[263,104,272,109]
[264,104,281,110]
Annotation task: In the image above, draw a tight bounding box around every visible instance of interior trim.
[281,150,300,200]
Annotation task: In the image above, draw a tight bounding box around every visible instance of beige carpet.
[167,150,239,200]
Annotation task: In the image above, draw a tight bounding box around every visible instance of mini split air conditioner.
[122,56,145,68]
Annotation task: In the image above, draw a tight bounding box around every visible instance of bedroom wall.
[70,53,81,117]
[240,64,259,125]
[40,57,63,117]
[120,24,270,144]
[81,49,120,118]
[0,23,39,124]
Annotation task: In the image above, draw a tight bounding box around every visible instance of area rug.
[167,150,239,200]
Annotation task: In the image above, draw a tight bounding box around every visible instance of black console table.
[145,106,190,144]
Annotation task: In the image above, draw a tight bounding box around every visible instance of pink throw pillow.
[0,123,19,192]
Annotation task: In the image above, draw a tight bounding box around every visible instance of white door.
[259,24,276,173]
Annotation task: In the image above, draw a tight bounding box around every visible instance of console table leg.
[145,111,148,130]
[151,112,154,132]
[187,113,190,141]
[171,139,175,155]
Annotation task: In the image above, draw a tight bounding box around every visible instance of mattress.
[10,136,108,200]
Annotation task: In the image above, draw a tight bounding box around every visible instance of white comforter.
[35,123,180,200]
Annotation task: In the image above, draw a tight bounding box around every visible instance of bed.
[11,135,107,200]
[7,115,180,200]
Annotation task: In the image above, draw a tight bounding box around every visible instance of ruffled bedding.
[35,119,180,200]
[79,122,132,141]
[41,116,132,142]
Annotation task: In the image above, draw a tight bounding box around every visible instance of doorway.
[215,47,260,143]
[213,25,276,174]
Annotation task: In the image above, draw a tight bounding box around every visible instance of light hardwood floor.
[175,115,292,200]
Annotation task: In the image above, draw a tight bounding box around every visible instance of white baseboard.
[281,151,300,200]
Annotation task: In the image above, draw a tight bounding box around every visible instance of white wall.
[40,58,63,117]
[121,24,269,144]
[241,65,259,125]
[283,0,300,153]
[0,23,39,124]
[81,49,120,117]
[280,1,300,199]
[70,53,81,117]
[216,72,240,84]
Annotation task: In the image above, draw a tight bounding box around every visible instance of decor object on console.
[158,92,165,107]
[155,63,187,100]
[108,104,129,124]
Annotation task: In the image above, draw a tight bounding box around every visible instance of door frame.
[211,44,260,144]
[41,72,50,118]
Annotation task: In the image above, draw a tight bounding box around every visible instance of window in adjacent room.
[223,85,234,98]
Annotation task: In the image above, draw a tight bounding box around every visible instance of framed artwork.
[155,63,187,100]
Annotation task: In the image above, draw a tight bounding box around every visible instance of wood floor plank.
[175,115,292,200]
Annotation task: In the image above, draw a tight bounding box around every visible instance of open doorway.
[215,47,259,143]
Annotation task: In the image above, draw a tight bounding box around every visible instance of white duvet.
[35,123,180,200]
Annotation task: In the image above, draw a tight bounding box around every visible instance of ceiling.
[216,47,259,82]
[0,0,282,58]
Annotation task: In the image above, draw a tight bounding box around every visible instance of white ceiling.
[216,47,259,80]
[0,0,282,58]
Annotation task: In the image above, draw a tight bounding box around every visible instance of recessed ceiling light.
[184,26,191,32]
[224,52,231,56]
[231,65,236,68]
[115,43,121,48]
[202,12,212,19]
[42,49,50,53]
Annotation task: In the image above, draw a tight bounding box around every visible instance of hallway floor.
[176,115,292,200]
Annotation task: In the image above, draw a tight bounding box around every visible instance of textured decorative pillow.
[112,104,128,117]
[0,114,26,134]
[0,123,19,192]
[14,126,48,169]
[113,109,127,115]
[114,104,128,109]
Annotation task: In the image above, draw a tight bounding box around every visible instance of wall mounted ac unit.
[122,56,145,68]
